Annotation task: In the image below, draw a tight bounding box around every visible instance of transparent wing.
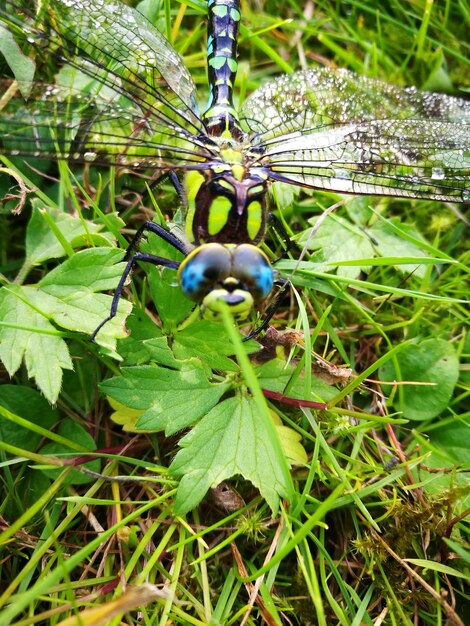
[0,0,215,170]
[241,68,470,202]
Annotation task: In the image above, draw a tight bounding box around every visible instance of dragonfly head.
[178,243,274,319]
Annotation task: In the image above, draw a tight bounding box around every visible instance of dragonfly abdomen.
[202,0,243,140]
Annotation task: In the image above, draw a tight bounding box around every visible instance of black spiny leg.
[243,278,291,342]
[91,222,192,342]
[267,213,298,262]
[122,170,187,211]
[124,220,192,259]
[167,170,187,208]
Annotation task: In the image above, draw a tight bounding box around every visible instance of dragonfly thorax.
[187,168,268,245]
[178,242,274,320]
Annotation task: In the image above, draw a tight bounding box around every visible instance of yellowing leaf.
[276,425,308,465]
[107,397,145,432]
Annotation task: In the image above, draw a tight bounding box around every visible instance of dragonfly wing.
[0,78,213,169]
[0,0,212,170]
[241,68,470,202]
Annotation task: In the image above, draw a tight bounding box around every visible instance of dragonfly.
[0,0,469,341]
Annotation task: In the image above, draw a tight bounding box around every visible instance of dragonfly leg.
[243,277,291,342]
[267,213,297,262]
[167,171,187,207]
[122,171,186,210]
[125,220,192,260]
[91,251,180,342]
[146,171,187,209]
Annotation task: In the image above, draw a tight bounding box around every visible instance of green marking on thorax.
[247,200,262,241]
[217,179,234,191]
[185,170,205,240]
[231,164,244,181]
[208,195,232,236]
[221,148,243,163]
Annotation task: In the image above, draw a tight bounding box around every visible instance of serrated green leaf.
[116,312,172,366]
[26,203,114,265]
[345,196,374,227]
[171,395,292,514]
[172,320,240,371]
[147,265,194,329]
[39,247,126,292]
[118,314,251,371]
[0,286,73,403]
[143,336,183,368]
[379,339,459,420]
[38,248,133,348]
[0,249,133,400]
[100,361,230,434]
[272,180,296,208]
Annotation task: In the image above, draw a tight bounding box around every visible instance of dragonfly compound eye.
[231,244,274,303]
[178,243,232,301]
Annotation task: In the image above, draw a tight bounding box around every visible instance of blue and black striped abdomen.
[202,0,242,139]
